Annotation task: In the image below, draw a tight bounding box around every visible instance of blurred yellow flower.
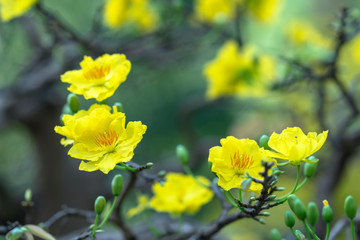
[0,0,37,22]
[246,0,283,23]
[338,34,360,84]
[103,0,158,33]
[286,21,331,49]
[61,54,131,102]
[208,137,275,192]
[204,40,277,100]
[54,104,147,174]
[150,173,213,215]
[266,127,328,164]
[194,0,237,24]
[127,195,149,218]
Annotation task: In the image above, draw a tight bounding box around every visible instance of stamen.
[83,65,110,80]
[231,151,254,170]
[94,129,119,147]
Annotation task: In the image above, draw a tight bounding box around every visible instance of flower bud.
[344,195,357,220]
[307,202,319,226]
[111,174,124,196]
[241,178,252,191]
[113,102,123,112]
[67,93,79,113]
[62,105,73,115]
[270,228,282,240]
[294,199,307,220]
[94,196,106,215]
[284,210,295,228]
[176,144,189,166]
[145,162,154,169]
[304,162,317,178]
[267,195,277,201]
[276,187,285,191]
[295,230,306,239]
[322,200,333,223]
[24,188,32,203]
[157,170,166,177]
[6,227,24,240]
[259,134,270,150]
[287,194,299,213]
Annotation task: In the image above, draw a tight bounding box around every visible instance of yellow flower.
[127,195,149,218]
[54,104,147,174]
[194,0,237,24]
[266,127,328,164]
[61,54,131,102]
[338,34,360,84]
[286,21,331,50]
[246,0,283,23]
[150,173,213,215]
[0,0,37,22]
[208,137,275,192]
[103,0,158,33]
[204,40,277,100]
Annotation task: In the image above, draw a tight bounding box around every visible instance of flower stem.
[305,222,321,240]
[325,223,330,240]
[278,165,301,202]
[223,191,238,208]
[98,196,118,229]
[351,219,355,240]
[294,177,308,192]
[290,228,301,240]
[118,163,137,172]
[92,214,100,239]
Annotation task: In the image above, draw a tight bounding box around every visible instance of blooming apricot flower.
[150,173,213,215]
[0,0,37,22]
[61,54,131,102]
[54,104,146,174]
[103,0,158,33]
[204,40,277,100]
[208,137,275,192]
[266,127,328,164]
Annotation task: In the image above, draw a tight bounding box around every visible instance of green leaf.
[24,225,56,240]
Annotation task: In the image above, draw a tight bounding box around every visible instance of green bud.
[241,178,252,191]
[24,188,32,203]
[62,105,73,115]
[145,162,154,169]
[267,195,277,201]
[176,144,189,166]
[270,180,278,187]
[276,187,285,191]
[307,202,319,226]
[111,174,124,196]
[262,211,270,216]
[113,102,123,112]
[294,199,307,220]
[67,93,79,113]
[288,194,299,213]
[322,200,333,223]
[250,196,256,202]
[94,196,106,215]
[295,230,306,239]
[6,227,24,240]
[259,134,270,150]
[304,162,317,178]
[157,170,166,177]
[344,195,357,219]
[270,228,282,240]
[284,210,296,228]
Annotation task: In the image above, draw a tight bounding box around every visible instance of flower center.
[83,65,110,80]
[231,151,254,172]
[94,130,119,147]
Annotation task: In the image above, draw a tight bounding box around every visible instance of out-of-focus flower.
[246,0,283,23]
[103,0,158,33]
[54,104,147,174]
[286,21,331,50]
[338,34,360,84]
[0,0,37,22]
[266,127,328,164]
[208,137,275,192]
[204,40,277,100]
[150,173,213,215]
[127,195,149,218]
[61,54,131,102]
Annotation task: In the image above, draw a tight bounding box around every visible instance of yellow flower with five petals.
[54,104,146,174]
[61,54,131,102]
[208,137,275,192]
[266,127,328,164]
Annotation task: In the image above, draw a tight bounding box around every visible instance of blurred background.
[1,0,360,239]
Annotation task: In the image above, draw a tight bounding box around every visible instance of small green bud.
[258,219,265,224]
[294,199,307,220]
[62,105,73,115]
[113,102,123,112]
[157,170,166,177]
[261,211,270,216]
[288,194,299,213]
[6,227,24,240]
[259,134,270,150]
[270,180,278,187]
[67,93,79,113]
[276,187,285,191]
[24,188,32,203]
[267,195,277,201]
[250,196,256,202]
[111,174,124,196]
[145,162,154,169]
[295,230,306,239]
[270,228,282,240]
[344,195,357,220]
[94,196,106,215]
[304,162,317,178]
[307,202,319,226]
[322,200,333,223]
[241,178,252,191]
[284,210,296,228]
[176,144,189,166]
